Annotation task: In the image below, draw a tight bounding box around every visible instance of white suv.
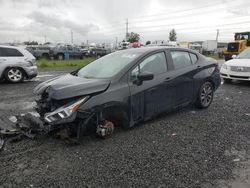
[0,45,38,83]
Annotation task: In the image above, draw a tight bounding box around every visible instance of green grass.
[37,57,96,69]
[205,54,224,60]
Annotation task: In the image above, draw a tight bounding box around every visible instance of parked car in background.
[34,47,220,140]
[0,45,37,83]
[26,45,52,59]
[91,47,112,58]
[220,48,250,82]
[118,41,131,50]
[50,45,87,60]
[132,42,141,48]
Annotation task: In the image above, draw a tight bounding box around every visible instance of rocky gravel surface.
[0,70,250,188]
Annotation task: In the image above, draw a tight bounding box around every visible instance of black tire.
[42,53,50,59]
[80,54,85,60]
[223,78,232,84]
[57,54,64,60]
[195,81,214,109]
[4,67,24,83]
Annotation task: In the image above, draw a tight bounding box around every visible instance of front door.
[128,52,175,123]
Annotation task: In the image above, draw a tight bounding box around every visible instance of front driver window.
[131,52,167,80]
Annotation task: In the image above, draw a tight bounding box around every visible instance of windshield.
[236,48,250,59]
[235,33,249,40]
[77,51,141,78]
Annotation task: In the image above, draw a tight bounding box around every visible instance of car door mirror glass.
[137,72,154,81]
[133,72,154,86]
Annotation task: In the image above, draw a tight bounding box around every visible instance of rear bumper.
[23,66,38,79]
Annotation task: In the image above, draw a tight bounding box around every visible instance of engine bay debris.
[0,112,46,151]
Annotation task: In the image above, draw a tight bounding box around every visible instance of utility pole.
[216,29,220,42]
[71,30,74,44]
[44,35,47,44]
[126,19,129,41]
[115,37,118,49]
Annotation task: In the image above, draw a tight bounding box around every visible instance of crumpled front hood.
[34,74,110,100]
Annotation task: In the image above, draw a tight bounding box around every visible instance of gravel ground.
[0,69,250,188]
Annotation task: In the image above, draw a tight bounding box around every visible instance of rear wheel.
[4,67,24,83]
[223,78,232,84]
[80,54,85,59]
[57,54,64,60]
[195,81,214,109]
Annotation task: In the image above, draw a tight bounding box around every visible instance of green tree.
[169,29,177,41]
[127,32,140,43]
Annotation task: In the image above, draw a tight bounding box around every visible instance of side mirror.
[232,55,237,59]
[137,72,154,81]
[134,72,154,85]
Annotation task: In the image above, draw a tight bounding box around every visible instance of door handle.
[148,88,156,93]
[164,77,172,82]
[197,65,201,69]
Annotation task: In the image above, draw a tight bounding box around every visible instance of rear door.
[128,51,175,122]
[169,50,199,107]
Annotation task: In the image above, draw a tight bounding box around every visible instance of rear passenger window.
[0,47,24,57]
[171,51,192,69]
[190,53,198,64]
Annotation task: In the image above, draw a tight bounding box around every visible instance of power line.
[98,2,250,34]
[99,20,250,36]
[103,0,246,26]
[105,0,225,25]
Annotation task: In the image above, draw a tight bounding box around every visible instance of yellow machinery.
[223,32,250,61]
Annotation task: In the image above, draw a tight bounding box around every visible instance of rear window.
[171,51,192,69]
[0,47,24,57]
[190,53,198,64]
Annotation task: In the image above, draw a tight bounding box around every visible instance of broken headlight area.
[44,97,88,124]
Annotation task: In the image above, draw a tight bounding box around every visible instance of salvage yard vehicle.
[91,47,112,58]
[223,32,250,61]
[220,48,250,82]
[26,45,52,59]
[51,45,87,60]
[34,47,221,140]
[0,45,37,83]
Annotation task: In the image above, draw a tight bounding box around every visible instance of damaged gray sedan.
[34,47,221,140]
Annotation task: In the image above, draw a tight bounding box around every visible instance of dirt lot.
[0,69,250,188]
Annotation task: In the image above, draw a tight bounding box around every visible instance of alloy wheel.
[200,83,213,107]
[7,68,23,82]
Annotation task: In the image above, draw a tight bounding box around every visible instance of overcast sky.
[0,0,250,44]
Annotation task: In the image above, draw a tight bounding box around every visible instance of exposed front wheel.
[4,67,24,83]
[195,82,214,109]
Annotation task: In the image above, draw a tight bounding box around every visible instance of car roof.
[0,45,20,49]
[121,46,191,54]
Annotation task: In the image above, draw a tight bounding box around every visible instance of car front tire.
[4,67,24,83]
[195,81,214,109]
